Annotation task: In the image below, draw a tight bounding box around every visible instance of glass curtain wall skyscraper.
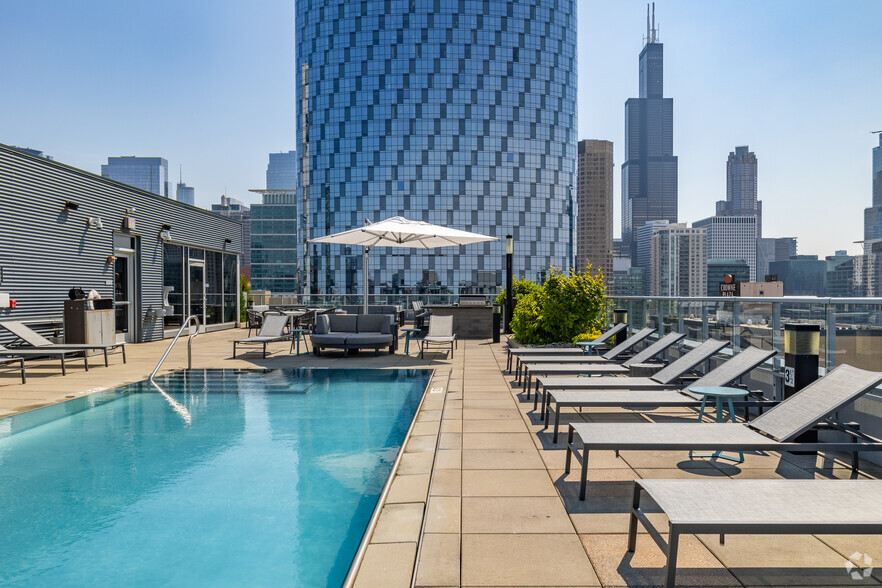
[621,5,677,260]
[296,0,576,295]
[251,151,299,293]
[101,156,169,198]
[717,145,761,237]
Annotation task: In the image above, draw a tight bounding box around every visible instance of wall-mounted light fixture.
[88,217,103,229]
[63,200,79,210]
[159,229,172,242]
[106,255,117,265]
[224,238,232,244]
[161,224,172,230]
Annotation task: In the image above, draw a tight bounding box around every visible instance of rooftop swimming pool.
[0,368,431,587]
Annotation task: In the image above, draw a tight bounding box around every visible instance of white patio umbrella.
[309,216,498,313]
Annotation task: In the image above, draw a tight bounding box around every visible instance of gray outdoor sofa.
[311,313,396,356]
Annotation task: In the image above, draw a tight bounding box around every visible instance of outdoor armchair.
[419,315,456,358]
[232,313,292,359]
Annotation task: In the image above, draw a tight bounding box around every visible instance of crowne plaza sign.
[719,274,740,297]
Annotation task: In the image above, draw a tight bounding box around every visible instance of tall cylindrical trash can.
[613,308,628,346]
[492,306,501,343]
[783,323,820,399]
[784,322,821,452]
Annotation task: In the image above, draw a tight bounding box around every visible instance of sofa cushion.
[345,333,393,345]
[314,314,330,334]
[310,333,348,346]
[357,314,390,334]
[329,314,358,333]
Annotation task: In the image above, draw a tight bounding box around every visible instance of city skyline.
[2,1,881,257]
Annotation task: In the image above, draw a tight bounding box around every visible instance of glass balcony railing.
[608,295,882,373]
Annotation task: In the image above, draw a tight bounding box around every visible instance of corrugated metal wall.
[0,145,243,343]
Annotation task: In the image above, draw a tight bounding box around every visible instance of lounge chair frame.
[629,479,882,587]
[232,313,293,359]
[0,320,126,367]
[563,364,882,500]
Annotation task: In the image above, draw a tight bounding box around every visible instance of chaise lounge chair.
[544,346,777,441]
[511,326,657,379]
[505,322,628,372]
[531,338,730,410]
[629,478,882,587]
[565,363,882,500]
[0,353,27,383]
[419,315,456,358]
[0,343,89,379]
[0,320,126,368]
[518,330,686,390]
[232,313,292,359]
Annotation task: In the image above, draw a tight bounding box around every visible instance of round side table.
[576,341,605,355]
[687,385,748,463]
[402,328,422,356]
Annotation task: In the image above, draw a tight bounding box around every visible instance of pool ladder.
[149,315,201,384]
[148,315,200,425]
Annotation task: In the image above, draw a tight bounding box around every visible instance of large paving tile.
[462,408,523,420]
[386,474,431,504]
[618,450,719,470]
[699,533,873,586]
[354,542,417,588]
[438,432,462,450]
[430,469,461,497]
[462,419,528,433]
[462,469,558,497]
[462,432,536,450]
[406,434,438,453]
[461,449,545,470]
[462,398,516,409]
[461,534,600,586]
[817,534,882,582]
[371,503,425,544]
[435,449,462,470]
[425,496,461,534]
[415,534,460,587]
[398,451,435,475]
[461,496,573,534]
[580,533,738,587]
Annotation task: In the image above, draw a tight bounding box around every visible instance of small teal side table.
[291,329,311,356]
[402,328,421,356]
[576,340,605,355]
[688,385,748,463]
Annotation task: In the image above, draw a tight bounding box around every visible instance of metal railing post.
[732,301,741,352]
[826,303,837,372]
[701,303,709,341]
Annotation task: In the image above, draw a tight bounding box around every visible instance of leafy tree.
[509,265,608,345]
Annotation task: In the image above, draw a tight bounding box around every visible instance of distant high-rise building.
[864,135,882,245]
[9,146,53,160]
[621,4,678,257]
[706,259,750,297]
[250,190,298,293]
[634,219,670,293]
[694,215,757,281]
[267,151,298,191]
[297,0,576,295]
[757,236,797,279]
[825,252,854,298]
[650,223,706,296]
[101,156,168,197]
[769,255,826,296]
[576,140,613,276]
[251,150,299,293]
[212,195,251,272]
[176,182,195,206]
[716,146,762,237]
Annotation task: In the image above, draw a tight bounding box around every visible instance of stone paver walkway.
[2,329,882,586]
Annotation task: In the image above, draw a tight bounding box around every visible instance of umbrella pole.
[363,246,370,314]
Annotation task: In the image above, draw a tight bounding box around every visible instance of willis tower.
[621,3,678,258]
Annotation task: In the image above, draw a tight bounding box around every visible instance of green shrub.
[494,277,541,307]
[509,265,608,345]
[239,275,250,323]
[571,327,603,344]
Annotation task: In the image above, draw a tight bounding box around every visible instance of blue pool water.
[0,368,431,587]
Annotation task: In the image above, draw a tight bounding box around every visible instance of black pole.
[505,234,513,334]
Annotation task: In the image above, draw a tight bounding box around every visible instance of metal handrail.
[149,315,201,384]
[148,315,199,425]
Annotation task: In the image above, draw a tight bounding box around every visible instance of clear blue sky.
[2,1,880,256]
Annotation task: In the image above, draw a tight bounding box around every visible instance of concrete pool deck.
[1,328,881,586]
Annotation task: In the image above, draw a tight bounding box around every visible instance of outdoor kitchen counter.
[425,304,495,339]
